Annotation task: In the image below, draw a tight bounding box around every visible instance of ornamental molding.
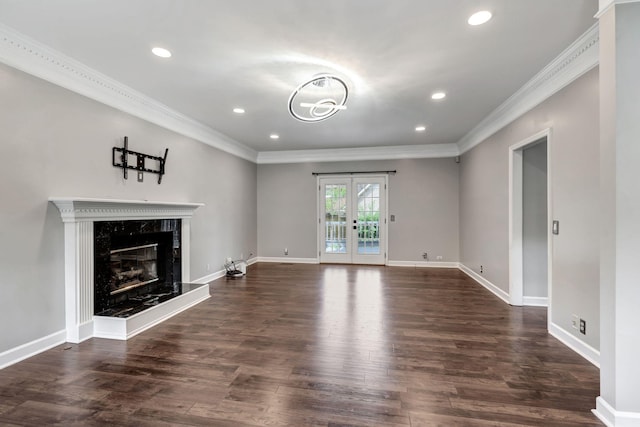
[0,23,257,163]
[49,197,204,223]
[456,23,599,155]
[1,21,600,163]
[257,143,460,164]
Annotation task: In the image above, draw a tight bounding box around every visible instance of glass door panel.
[319,176,386,265]
[324,184,347,254]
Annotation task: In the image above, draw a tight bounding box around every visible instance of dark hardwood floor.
[0,264,602,426]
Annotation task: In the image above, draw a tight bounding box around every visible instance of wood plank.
[0,264,602,426]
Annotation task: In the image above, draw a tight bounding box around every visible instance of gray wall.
[459,68,600,349]
[257,159,459,262]
[523,141,548,298]
[0,63,257,353]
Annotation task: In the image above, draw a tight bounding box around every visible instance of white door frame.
[317,174,388,265]
[508,129,552,314]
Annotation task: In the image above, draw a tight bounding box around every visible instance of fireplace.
[94,219,181,317]
[50,198,207,342]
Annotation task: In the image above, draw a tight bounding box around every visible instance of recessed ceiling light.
[468,11,492,26]
[415,126,427,132]
[151,47,172,58]
[270,134,280,140]
[431,92,446,100]
[233,108,245,114]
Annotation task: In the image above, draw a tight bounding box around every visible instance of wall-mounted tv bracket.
[112,136,168,184]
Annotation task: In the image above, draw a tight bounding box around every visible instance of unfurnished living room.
[0,1,638,426]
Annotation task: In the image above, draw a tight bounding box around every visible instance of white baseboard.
[593,396,640,427]
[192,268,226,284]
[387,260,459,268]
[523,296,548,307]
[257,256,319,264]
[0,329,66,369]
[548,321,600,367]
[458,263,510,304]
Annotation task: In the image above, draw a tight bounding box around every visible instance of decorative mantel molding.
[49,197,204,222]
[50,197,204,343]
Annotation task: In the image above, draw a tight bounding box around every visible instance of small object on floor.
[224,259,245,278]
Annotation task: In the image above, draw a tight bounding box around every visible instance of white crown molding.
[456,23,599,155]
[0,24,257,163]
[597,0,640,18]
[257,143,460,164]
[49,197,204,222]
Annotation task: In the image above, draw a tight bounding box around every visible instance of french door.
[318,176,387,265]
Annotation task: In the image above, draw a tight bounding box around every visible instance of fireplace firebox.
[94,219,181,317]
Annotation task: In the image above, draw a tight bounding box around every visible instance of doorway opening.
[509,129,551,309]
[318,175,388,265]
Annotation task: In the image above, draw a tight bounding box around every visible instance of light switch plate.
[552,220,559,235]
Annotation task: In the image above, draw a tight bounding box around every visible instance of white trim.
[0,24,257,163]
[522,296,548,307]
[49,197,204,222]
[387,260,459,268]
[596,0,640,18]
[93,284,210,340]
[192,269,227,284]
[457,24,599,154]
[508,129,551,307]
[593,396,640,427]
[256,257,319,264]
[548,321,600,367]
[0,330,67,370]
[458,263,510,304]
[257,144,460,164]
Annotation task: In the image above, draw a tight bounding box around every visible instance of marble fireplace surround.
[50,197,208,343]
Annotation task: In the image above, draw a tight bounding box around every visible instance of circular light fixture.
[431,91,447,100]
[288,74,348,122]
[468,11,492,26]
[151,47,172,58]
[270,134,280,140]
[415,126,427,132]
[233,108,245,114]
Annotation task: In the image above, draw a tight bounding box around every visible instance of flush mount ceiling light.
[288,74,348,122]
[233,107,245,114]
[431,91,446,100]
[151,47,172,58]
[270,134,280,140]
[415,126,427,132]
[468,10,492,26]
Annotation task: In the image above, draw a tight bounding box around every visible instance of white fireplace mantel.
[50,197,205,343]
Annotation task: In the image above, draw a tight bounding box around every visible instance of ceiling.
[0,0,598,155]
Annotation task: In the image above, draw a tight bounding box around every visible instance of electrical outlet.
[571,314,579,329]
[480,265,484,274]
[436,255,443,261]
[284,248,288,256]
[579,319,586,335]
[206,263,210,272]
[422,252,428,260]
